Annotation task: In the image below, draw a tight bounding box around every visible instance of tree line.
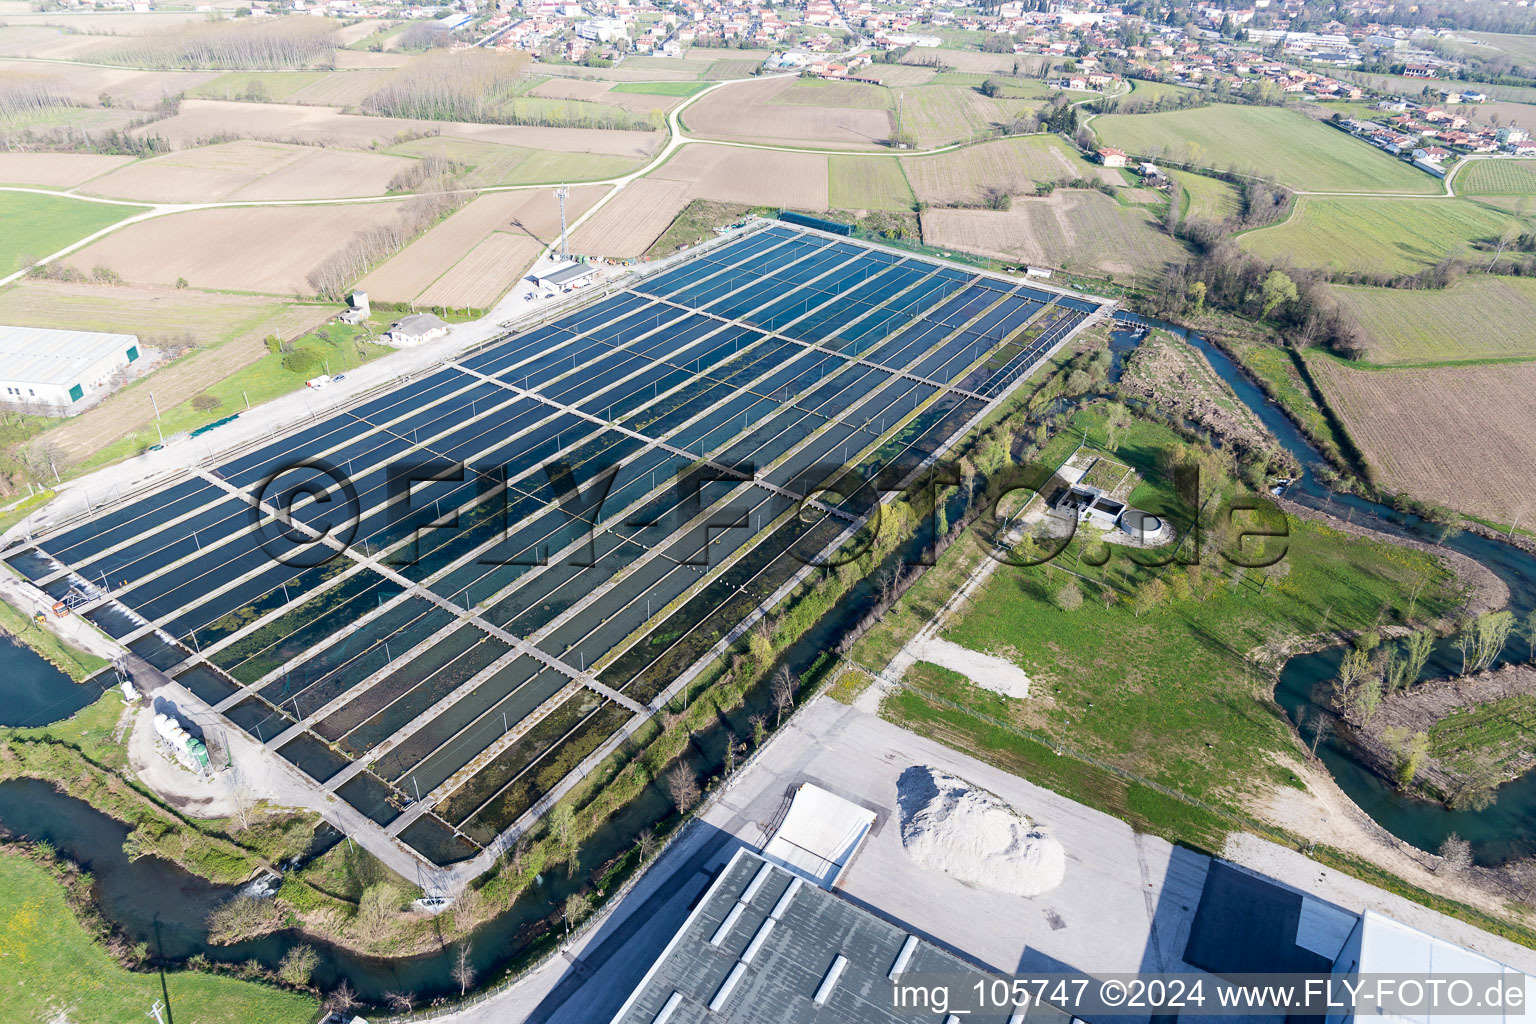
[95,17,338,70]
[306,170,466,300]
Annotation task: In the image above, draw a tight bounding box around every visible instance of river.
[1117,312,1536,866]
[4,312,1535,1001]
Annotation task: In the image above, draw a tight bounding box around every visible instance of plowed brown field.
[682,75,891,149]
[1309,357,1536,524]
[64,203,407,294]
[139,100,661,157]
[0,152,133,187]
[567,178,691,258]
[416,231,543,308]
[653,145,828,210]
[357,186,605,301]
[920,189,1185,276]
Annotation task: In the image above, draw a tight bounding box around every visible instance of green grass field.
[1333,276,1536,364]
[1239,195,1522,274]
[190,70,331,101]
[1429,694,1536,777]
[1093,104,1440,193]
[828,156,913,211]
[1457,159,1536,197]
[610,80,711,97]
[0,853,318,1024]
[1124,77,1200,102]
[893,82,1041,148]
[1222,337,1341,451]
[1173,169,1241,221]
[0,193,143,275]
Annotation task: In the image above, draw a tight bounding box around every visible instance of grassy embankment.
[845,402,1460,854]
[0,693,320,880]
[0,596,110,682]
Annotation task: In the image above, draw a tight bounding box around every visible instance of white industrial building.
[0,325,141,414]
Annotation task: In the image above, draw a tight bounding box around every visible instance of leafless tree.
[666,764,700,814]
[97,18,339,70]
[385,990,416,1013]
[635,827,657,863]
[770,667,798,727]
[1437,833,1473,875]
[451,941,476,997]
[324,980,360,1015]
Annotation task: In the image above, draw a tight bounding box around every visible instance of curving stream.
[1117,312,1536,865]
[4,311,1535,1001]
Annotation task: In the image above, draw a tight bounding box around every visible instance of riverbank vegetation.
[0,692,322,883]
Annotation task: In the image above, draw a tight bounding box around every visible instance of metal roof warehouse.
[609,848,1042,1024]
[0,324,140,410]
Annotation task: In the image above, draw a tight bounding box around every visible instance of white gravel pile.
[897,765,1065,897]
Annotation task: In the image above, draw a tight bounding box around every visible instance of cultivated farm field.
[653,145,829,210]
[416,231,544,308]
[681,75,892,149]
[920,189,1187,276]
[1093,104,1439,193]
[79,140,415,202]
[891,80,1041,148]
[1331,276,1536,363]
[1457,159,1536,197]
[358,186,605,301]
[0,59,214,107]
[0,152,133,187]
[529,77,682,115]
[901,135,1109,206]
[1239,196,1523,274]
[900,47,1043,75]
[63,203,407,294]
[139,99,661,158]
[1309,356,1536,523]
[828,156,913,211]
[568,178,693,258]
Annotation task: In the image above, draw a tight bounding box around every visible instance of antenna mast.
[554,185,569,260]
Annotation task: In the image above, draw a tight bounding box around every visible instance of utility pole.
[554,185,570,260]
[147,1001,166,1024]
[150,392,161,422]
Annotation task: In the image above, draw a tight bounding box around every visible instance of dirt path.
[1244,755,1527,927]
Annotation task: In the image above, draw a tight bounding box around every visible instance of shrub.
[278,944,319,987]
[190,394,221,413]
[1055,580,1084,611]
[281,349,321,376]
